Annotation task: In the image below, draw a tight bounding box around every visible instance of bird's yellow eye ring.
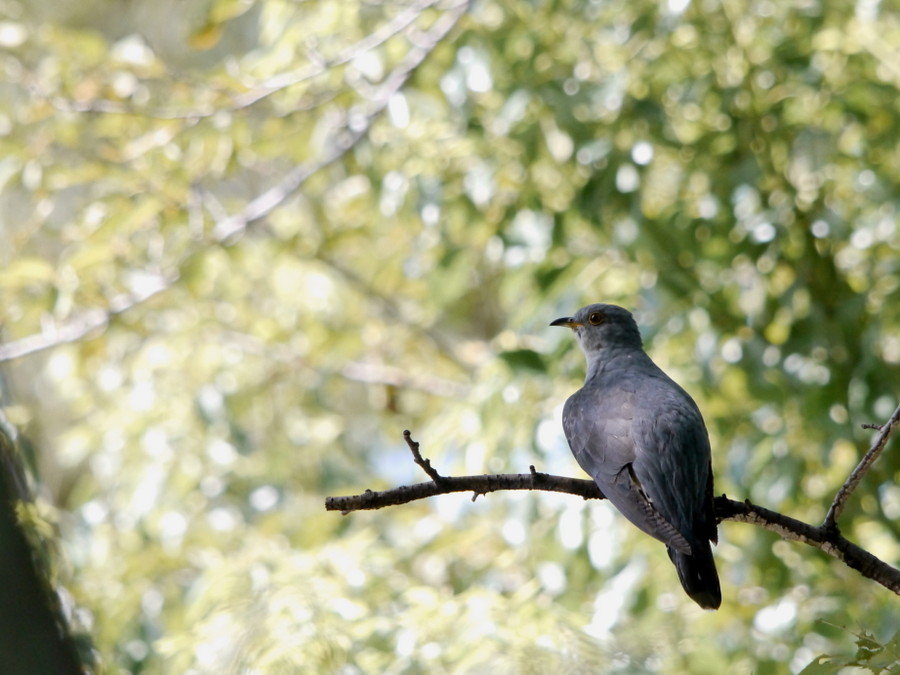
[588,312,604,325]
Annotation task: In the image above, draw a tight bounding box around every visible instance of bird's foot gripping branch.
[325,402,900,596]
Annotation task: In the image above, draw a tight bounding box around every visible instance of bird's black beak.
[550,316,581,328]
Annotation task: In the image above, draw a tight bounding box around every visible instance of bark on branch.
[325,405,900,595]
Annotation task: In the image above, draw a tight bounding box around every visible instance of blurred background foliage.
[0,0,898,671]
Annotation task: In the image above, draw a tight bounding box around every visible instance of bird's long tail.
[668,541,721,609]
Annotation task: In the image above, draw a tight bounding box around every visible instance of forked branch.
[325,405,900,595]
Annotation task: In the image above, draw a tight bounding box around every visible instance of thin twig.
[823,401,900,529]
[403,429,446,483]
[317,254,467,368]
[341,362,468,398]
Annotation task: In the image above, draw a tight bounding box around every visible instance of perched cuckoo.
[551,303,721,609]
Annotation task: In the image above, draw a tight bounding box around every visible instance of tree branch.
[823,400,900,529]
[210,0,470,242]
[716,498,900,594]
[0,2,471,366]
[0,275,173,363]
[324,469,603,514]
[34,0,447,119]
[325,421,900,595]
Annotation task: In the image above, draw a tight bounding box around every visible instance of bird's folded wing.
[565,407,693,554]
[620,464,692,554]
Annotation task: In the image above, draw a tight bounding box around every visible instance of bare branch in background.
[342,362,469,398]
[33,0,451,119]
[0,276,172,363]
[210,0,470,241]
[1,1,471,364]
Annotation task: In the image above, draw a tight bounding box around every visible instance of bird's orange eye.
[588,312,604,325]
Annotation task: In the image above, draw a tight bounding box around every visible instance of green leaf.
[797,655,844,675]
[499,349,547,373]
[854,629,884,664]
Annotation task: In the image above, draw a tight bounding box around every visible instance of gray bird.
[551,303,721,609]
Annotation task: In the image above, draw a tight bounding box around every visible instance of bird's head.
[550,303,643,353]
